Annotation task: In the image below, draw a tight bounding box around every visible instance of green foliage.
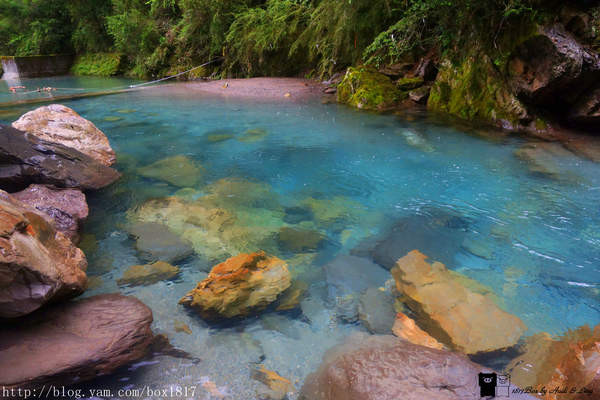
[225,0,310,76]
[71,53,124,76]
[0,0,73,56]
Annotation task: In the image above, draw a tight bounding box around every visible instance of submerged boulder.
[179,251,291,319]
[324,255,389,297]
[127,221,194,263]
[0,124,120,191]
[391,250,527,354]
[0,294,154,389]
[300,333,497,400]
[506,324,600,400]
[137,155,204,187]
[0,191,87,318]
[357,287,396,334]
[12,104,116,166]
[117,261,180,287]
[11,184,88,241]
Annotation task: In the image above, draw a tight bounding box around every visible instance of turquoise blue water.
[1,84,599,399]
[0,75,140,104]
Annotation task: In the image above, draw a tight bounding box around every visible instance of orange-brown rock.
[117,261,179,286]
[251,364,295,400]
[507,324,600,400]
[179,251,291,319]
[392,312,444,350]
[12,104,116,166]
[0,190,87,318]
[391,250,526,354]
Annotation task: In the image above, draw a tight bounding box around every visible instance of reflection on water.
[2,84,600,399]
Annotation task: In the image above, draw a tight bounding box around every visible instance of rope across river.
[6,57,224,97]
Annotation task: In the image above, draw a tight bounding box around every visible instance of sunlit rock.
[391,250,527,354]
[250,364,295,400]
[179,251,291,319]
[0,190,87,318]
[137,154,204,187]
[117,261,180,286]
[392,311,444,350]
[12,104,116,166]
[506,324,600,400]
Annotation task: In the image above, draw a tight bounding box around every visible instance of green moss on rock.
[396,76,424,91]
[337,66,403,111]
[428,53,529,129]
[71,53,124,77]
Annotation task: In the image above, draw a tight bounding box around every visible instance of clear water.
[0,75,140,104]
[1,84,599,399]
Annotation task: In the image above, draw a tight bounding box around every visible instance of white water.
[1,58,20,81]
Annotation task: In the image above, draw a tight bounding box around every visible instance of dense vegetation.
[0,0,597,79]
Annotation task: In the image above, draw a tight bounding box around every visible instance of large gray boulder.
[0,124,120,192]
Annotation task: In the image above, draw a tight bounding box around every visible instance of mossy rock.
[337,66,404,111]
[427,53,529,129]
[71,53,124,77]
[396,77,424,91]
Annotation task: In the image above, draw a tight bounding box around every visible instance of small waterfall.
[1,58,20,80]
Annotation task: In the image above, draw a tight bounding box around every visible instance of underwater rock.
[324,255,390,297]
[392,311,444,350]
[137,155,204,187]
[238,128,269,143]
[300,333,494,400]
[173,320,192,335]
[357,287,396,334]
[127,221,194,263]
[301,196,364,230]
[130,178,285,261]
[275,280,307,311]
[337,66,404,111]
[355,208,469,269]
[283,206,313,224]
[0,294,154,389]
[0,190,87,318]
[397,129,434,152]
[250,364,295,400]
[277,226,324,253]
[506,324,600,400]
[11,184,88,242]
[12,104,116,166]
[179,251,291,319]
[117,261,180,286]
[391,250,527,354]
[0,124,120,191]
[515,142,578,177]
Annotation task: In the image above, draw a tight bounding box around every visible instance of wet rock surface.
[179,251,291,319]
[392,311,444,350]
[0,190,87,318]
[391,250,527,354]
[0,294,154,389]
[300,333,504,400]
[0,124,120,191]
[11,184,88,241]
[12,104,116,166]
[507,324,600,400]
